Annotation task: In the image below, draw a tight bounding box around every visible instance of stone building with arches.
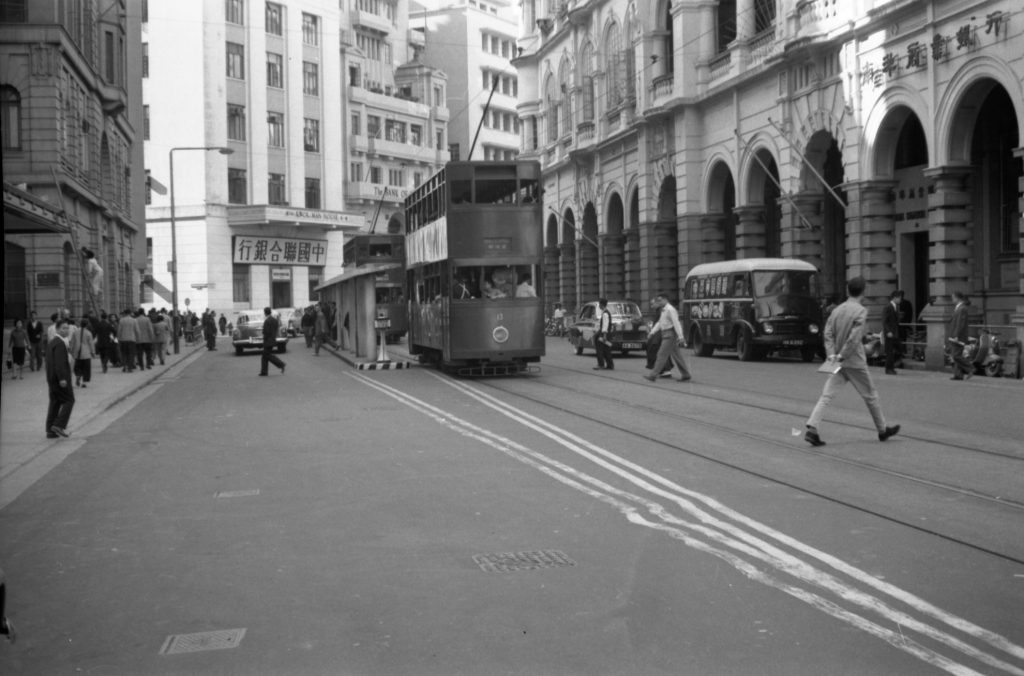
[514,0,1023,365]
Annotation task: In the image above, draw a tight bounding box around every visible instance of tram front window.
[452,265,538,300]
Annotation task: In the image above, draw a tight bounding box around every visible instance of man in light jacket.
[117,309,138,372]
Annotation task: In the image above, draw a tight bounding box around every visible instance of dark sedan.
[567,301,649,356]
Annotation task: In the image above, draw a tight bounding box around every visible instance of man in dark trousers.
[881,290,901,375]
[45,318,75,438]
[946,290,972,380]
[594,298,614,370]
[258,307,286,376]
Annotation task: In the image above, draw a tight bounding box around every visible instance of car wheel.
[800,347,816,362]
[736,328,756,361]
[692,327,714,357]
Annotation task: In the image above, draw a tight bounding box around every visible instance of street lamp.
[169,145,233,354]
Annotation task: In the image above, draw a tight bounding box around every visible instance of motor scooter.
[947,329,1004,377]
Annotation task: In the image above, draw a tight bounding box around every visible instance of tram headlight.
[492,325,510,344]
[761,322,775,335]
[809,323,820,334]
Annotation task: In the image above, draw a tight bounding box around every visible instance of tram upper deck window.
[368,242,393,257]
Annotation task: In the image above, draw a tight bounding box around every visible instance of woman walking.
[70,318,96,387]
[7,319,29,379]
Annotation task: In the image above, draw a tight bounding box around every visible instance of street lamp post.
[169,146,233,354]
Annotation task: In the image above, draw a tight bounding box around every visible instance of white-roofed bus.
[681,258,824,362]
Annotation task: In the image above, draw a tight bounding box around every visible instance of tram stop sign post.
[375,309,391,363]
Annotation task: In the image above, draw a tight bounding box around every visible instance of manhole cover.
[473,550,576,573]
[159,628,246,655]
[214,489,260,499]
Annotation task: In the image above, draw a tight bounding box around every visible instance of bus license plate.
[620,342,643,350]
[783,339,804,346]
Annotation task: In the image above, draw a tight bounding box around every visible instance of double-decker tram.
[404,161,545,375]
[342,234,407,342]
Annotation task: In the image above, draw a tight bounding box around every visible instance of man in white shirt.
[594,298,614,370]
[644,293,691,382]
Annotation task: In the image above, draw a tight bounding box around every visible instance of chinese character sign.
[233,236,329,265]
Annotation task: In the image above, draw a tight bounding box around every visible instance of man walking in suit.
[258,307,286,376]
[946,290,973,380]
[45,318,75,438]
[593,298,614,370]
[882,290,901,375]
[804,277,900,447]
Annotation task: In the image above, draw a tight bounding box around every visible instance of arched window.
[1,86,22,149]
[545,74,559,143]
[624,6,639,103]
[558,57,572,135]
[579,42,594,122]
[664,2,675,75]
[717,0,736,53]
[605,21,622,109]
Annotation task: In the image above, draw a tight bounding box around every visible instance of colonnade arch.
[702,162,736,263]
[602,191,625,299]
[579,203,599,302]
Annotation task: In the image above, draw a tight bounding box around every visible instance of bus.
[404,161,545,374]
[681,258,823,362]
[342,234,407,342]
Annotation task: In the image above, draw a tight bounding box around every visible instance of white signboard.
[406,217,448,266]
[233,236,328,265]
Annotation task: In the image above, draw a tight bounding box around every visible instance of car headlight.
[809,323,820,334]
[761,322,775,334]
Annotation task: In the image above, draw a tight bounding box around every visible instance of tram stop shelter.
[315,262,401,361]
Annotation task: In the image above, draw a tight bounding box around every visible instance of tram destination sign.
[233,235,328,266]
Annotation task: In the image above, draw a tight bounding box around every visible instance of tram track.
[467,367,1024,567]
[542,362,1024,463]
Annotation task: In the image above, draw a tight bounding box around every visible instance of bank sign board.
[233,236,329,266]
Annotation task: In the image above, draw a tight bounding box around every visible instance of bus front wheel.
[735,328,756,361]
[692,328,714,357]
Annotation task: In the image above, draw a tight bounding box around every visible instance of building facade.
[2,0,146,321]
[412,0,521,163]
[143,0,446,315]
[339,0,450,235]
[515,0,1024,363]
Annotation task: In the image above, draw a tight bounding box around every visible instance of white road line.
[440,375,1024,664]
[351,372,1024,676]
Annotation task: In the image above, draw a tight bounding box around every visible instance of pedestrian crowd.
[4,306,221,440]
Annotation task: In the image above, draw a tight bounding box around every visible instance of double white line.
[350,371,1024,676]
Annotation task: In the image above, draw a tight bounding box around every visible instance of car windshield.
[751,270,820,318]
[607,302,641,318]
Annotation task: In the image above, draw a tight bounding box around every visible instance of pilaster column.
[733,205,766,259]
[780,192,823,273]
[1012,147,1024,351]
[577,240,600,303]
[559,242,577,312]
[920,165,974,369]
[700,213,727,262]
[843,179,897,316]
[600,232,625,299]
[543,244,560,311]
[624,229,641,301]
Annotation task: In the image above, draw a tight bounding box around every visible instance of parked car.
[232,310,289,355]
[568,301,649,356]
[273,307,302,336]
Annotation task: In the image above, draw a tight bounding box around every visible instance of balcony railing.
[651,74,673,101]
[709,52,732,81]
[748,26,777,64]
[576,120,595,144]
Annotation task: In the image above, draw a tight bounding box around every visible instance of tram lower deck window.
[453,265,537,299]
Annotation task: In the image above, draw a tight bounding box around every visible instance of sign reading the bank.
[233,236,328,266]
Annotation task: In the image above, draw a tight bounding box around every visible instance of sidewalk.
[0,335,209,509]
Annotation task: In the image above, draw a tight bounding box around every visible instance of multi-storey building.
[339,0,450,234]
[2,0,146,321]
[143,0,446,314]
[516,0,1023,365]
[412,0,520,163]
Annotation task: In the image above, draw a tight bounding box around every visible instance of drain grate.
[159,628,247,655]
[214,489,260,499]
[473,550,576,573]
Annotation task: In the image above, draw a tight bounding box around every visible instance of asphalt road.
[1,337,1022,675]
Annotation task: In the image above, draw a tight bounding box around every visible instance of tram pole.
[468,76,499,160]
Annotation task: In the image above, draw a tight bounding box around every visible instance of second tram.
[404,161,545,374]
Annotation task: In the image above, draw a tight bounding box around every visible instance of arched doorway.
[4,241,27,320]
[804,131,846,299]
[602,192,625,298]
[579,203,599,302]
[655,175,679,298]
[739,150,781,259]
[544,212,561,313]
[968,84,1021,324]
[703,162,736,262]
[386,213,403,234]
[624,188,641,301]
[560,208,578,311]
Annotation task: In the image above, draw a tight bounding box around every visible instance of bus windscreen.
[752,270,820,317]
